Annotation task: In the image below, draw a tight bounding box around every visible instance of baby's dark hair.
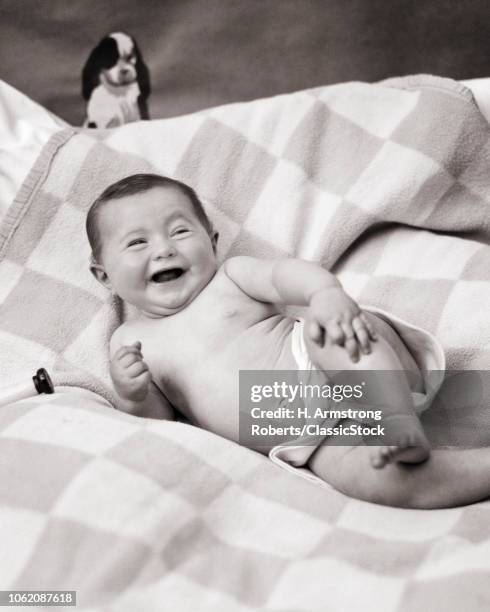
[86,173,213,262]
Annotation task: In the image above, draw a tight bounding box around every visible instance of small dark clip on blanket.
[0,368,54,407]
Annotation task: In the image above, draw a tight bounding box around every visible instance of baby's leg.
[304,312,430,468]
[308,438,490,508]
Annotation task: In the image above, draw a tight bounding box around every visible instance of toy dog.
[82,32,150,128]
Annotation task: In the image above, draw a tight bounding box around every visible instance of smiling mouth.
[150,268,185,283]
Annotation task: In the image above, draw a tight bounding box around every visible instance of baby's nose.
[153,241,176,259]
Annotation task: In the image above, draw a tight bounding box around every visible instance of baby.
[86,173,490,508]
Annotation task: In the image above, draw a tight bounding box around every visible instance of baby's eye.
[172,228,191,236]
[127,238,146,247]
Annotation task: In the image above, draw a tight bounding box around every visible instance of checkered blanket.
[1,75,490,610]
[2,391,490,611]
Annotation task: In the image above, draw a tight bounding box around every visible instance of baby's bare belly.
[168,315,297,443]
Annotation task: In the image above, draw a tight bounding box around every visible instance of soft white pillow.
[0,80,67,219]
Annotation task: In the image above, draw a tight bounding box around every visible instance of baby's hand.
[110,341,152,401]
[307,287,377,362]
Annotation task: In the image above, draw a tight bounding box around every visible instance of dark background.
[1,0,490,125]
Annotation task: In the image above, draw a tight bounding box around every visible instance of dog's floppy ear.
[133,39,151,118]
[82,37,119,100]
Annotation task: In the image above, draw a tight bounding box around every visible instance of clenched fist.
[110,341,152,401]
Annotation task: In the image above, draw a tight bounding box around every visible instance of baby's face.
[95,186,218,317]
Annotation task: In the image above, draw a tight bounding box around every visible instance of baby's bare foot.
[367,414,430,469]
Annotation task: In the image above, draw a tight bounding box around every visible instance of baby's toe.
[370,446,390,469]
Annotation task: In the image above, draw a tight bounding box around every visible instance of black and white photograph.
[1,1,490,610]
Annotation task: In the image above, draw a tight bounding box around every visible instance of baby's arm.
[224,256,376,361]
[109,334,175,420]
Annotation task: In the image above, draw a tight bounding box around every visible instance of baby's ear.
[211,231,219,253]
[89,259,112,290]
